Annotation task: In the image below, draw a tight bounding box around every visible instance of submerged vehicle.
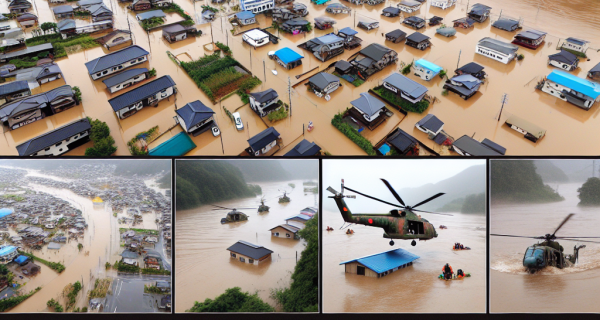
[215,205,255,223]
[278,190,291,203]
[258,197,270,213]
[327,179,450,246]
[491,214,597,273]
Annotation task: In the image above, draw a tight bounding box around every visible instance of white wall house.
[91,56,147,80]
[108,73,147,94]
[475,41,517,64]
[31,131,89,156]
[117,86,174,119]
[542,79,597,110]
[383,81,426,104]
[240,0,274,13]
[561,38,589,54]
[431,0,456,9]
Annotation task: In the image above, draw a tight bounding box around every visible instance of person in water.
[443,263,453,280]
[457,269,464,279]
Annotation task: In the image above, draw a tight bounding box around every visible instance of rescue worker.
[443,263,453,280]
[457,269,464,279]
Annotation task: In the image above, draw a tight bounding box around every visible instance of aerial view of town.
[0,159,172,312]
[0,0,596,156]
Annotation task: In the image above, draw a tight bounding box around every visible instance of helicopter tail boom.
[328,181,354,223]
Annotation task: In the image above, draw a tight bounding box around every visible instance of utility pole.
[287,77,292,117]
[497,93,508,122]
[456,49,462,70]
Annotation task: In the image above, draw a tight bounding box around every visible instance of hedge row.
[331,113,376,155]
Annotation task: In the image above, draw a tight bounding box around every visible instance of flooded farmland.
[0,0,598,155]
[490,182,600,313]
[175,179,318,312]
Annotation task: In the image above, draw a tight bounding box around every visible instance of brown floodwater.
[175,180,318,312]
[0,0,599,155]
[322,206,486,312]
[490,182,600,313]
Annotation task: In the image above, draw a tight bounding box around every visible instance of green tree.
[187,287,274,312]
[491,160,564,203]
[0,264,8,275]
[40,22,57,33]
[578,177,600,206]
[85,118,117,156]
[89,118,110,142]
[461,193,485,213]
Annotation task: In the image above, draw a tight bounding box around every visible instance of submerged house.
[4,63,64,85]
[307,72,340,98]
[505,114,546,143]
[381,7,400,17]
[382,72,428,105]
[350,43,398,80]
[402,16,425,30]
[0,43,53,63]
[232,11,256,26]
[588,62,600,81]
[281,18,310,34]
[337,27,361,49]
[561,37,589,55]
[415,114,443,136]
[0,81,30,105]
[227,240,273,264]
[475,37,519,64]
[314,16,335,30]
[405,32,431,50]
[326,3,351,14]
[88,4,113,22]
[443,74,482,100]
[340,248,420,278]
[8,0,32,14]
[512,29,546,49]
[385,29,406,43]
[540,70,600,110]
[452,135,504,156]
[240,0,274,14]
[455,62,486,80]
[413,59,442,81]
[269,224,300,239]
[548,50,579,71]
[53,5,74,18]
[452,17,475,29]
[349,92,388,129]
[491,18,521,32]
[284,139,321,156]
[15,118,91,156]
[109,75,176,119]
[376,127,419,156]
[162,24,195,43]
[467,3,491,22]
[247,127,281,156]
[131,0,151,10]
[136,10,165,22]
[431,0,456,10]
[299,34,345,62]
[85,45,149,80]
[397,0,421,13]
[101,68,149,93]
[242,29,270,48]
[95,30,132,49]
[249,88,280,117]
[269,47,303,69]
[357,18,379,31]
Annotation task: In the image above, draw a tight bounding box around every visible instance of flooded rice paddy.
[0,0,598,155]
[490,182,600,313]
[175,180,318,312]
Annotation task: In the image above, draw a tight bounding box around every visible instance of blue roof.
[0,208,13,218]
[285,214,312,221]
[0,246,17,257]
[415,59,442,73]
[14,255,28,264]
[338,27,357,36]
[236,10,255,19]
[339,248,420,273]
[378,143,391,155]
[149,132,196,156]
[274,47,303,64]
[547,70,600,99]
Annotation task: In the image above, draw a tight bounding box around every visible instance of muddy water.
[175,180,317,312]
[490,182,600,313]
[322,206,486,312]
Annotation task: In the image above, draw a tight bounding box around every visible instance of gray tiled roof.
[108,75,175,111]
[16,118,90,156]
[84,45,149,75]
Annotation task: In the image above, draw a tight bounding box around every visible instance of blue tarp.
[236,11,255,20]
[339,248,420,274]
[274,47,303,64]
[14,255,28,264]
[149,132,196,156]
[0,246,17,257]
[415,59,442,73]
[547,70,600,99]
[0,208,13,218]
[378,144,391,155]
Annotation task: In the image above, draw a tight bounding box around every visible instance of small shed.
[227,240,273,264]
[452,135,503,156]
[381,7,400,17]
[269,224,300,239]
[340,248,420,278]
[402,16,425,29]
[405,32,430,50]
[455,62,486,80]
[415,114,443,136]
[269,47,303,70]
[307,72,340,97]
[413,59,442,81]
[247,127,281,156]
[512,29,546,49]
[548,50,579,72]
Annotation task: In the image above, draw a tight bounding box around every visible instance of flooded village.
[0,160,172,312]
[0,0,597,156]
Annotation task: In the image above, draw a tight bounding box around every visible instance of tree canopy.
[491,160,564,203]
[186,287,274,312]
[85,118,117,157]
[578,177,600,206]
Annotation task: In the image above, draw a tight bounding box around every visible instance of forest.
[491,160,564,203]
[438,193,485,214]
[578,177,600,206]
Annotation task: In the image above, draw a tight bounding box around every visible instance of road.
[103,274,170,313]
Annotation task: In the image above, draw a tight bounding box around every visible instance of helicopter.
[327,179,451,246]
[491,213,600,273]
[258,197,270,213]
[278,189,291,203]
[213,205,255,224]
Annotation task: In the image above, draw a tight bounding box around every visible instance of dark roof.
[283,18,309,27]
[308,72,339,90]
[120,249,138,259]
[269,224,300,233]
[456,62,484,74]
[108,75,175,111]
[16,118,91,156]
[515,29,546,40]
[548,50,578,65]
[386,29,406,40]
[327,3,349,9]
[492,18,519,31]
[406,32,429,43]
[453,17,476,26]
[284,139,321,156]
[469,3,491,15]
[565,37,589,46]
[57,19,76,31]
[102,68,148,87]
[339,248,420,273]
[383,73,428,98]
[590,62,600,73]
[78,0,102,6]
[162,24,186,34]
[334,60,352,72]
[417,114,443,132]
[249,88,278,103]
[350,93,386,118]
[96,30,131,45]
[53,5,73,14]
[359,43,393,61]
[387,128,417,153]
[338,27,358,36]
[481,138,506,155]
[88,4,112,16]
[449,74,481,89]
[226,240,273,260]
[0,43,53,60]
[477,37,519,55]
[85,45,149,75]
[0,80,28,96]
[175,100,215,128]
[136,10,165,20]
[0,85,72,122]
[247,127,280,151]
[382,6,400,14]
[453,135,502,156]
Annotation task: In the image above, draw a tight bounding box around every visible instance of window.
[102,70,108,75]
[55,142,63,147]
[73,134,78,139]
[286,233,291,238]
[274,232,279,236]
[240,257,245,262]
[138,57,144,62]
[59,148,63,152]
[45,148,50,151]
[249,259,254,263]
[231,253,236,258]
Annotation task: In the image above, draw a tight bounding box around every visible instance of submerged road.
[103,274,170,313]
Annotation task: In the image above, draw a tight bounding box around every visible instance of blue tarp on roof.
[415,59,442,73]
[339,248,420,273]
[149,132,196,156]
[378,143,391,155]
[0,208,13,218]
[236,10,255,19]
[14,255,28,264]
[338,27,358,36]
[274,47,303,64]
[547,70,600,99]
[0,246,17,257]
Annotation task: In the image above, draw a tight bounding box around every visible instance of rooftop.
[339,248,420,274]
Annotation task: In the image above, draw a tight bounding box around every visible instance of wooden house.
[467,3,491,22]
[269,224,300,239]
[108,75,176,119]
[405,32,430,50]
[548,50,579,71]
[340,248,420,278]
[431,0,456,9]
[131,0,151,10]
[512,29,546,49]
[249,88,280,117]
[307,72,340,98]
[413,59,442,81]
[350,43,397,80]
[0,81,30,105]
[452,135,504,156]
[95,30,132,49]
[15,118,91,156]
[402,16,425,29]
[397,0,421,13]
[540,70,600,110]
[247,127,281,156]
[284,139,321,156]
[475,37,519,64]
[453,17,475,29]
[443,74,482,100]
[415,114,444,136]
[102,68,149,93]
[561,37,589,54]
[382,72,428,105]
[85,45,149,80]
[385,29,406,43]
[505,114,546,143]
[227,240,273,265]
[175,100,216,136]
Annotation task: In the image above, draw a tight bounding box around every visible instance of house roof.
[481,138,506,155]
[249,88,278,103]
[57,19,76,31]
[547,70,600,99]
[334,60,352,72]
[269,224,300,233]
[313,34,343,45]
[415,59,442,73]
[284,139,321,156]
[236,10,255,19]
[108,75,175,111]
[437,27,456,37]
[548,50,578,65]
[274,47,303,64]
[96,30,131,44]
[383,72,428,98]
[14,255,28,264]
[350,93,386,118]
[301,207,318,215]
[453,135,502,156]
[175,100,215,128]
[226,240,273,260]
[285,213,312,221]
[326,2,349,9]
[283,18,309,27]
[387,128,417,153]
[102,68,148,87]
[491,18,519,30]
[449,74,481,89]
[477,37,519,55]
[590,62,600,73]
[339,248,420,274]
[0,43,52,61]
[406,32,429,43]
[404,16,425,24]
[456,62,484,74]
[247,127,280,151]
[0,208,13,218]
[505,115,546,139]
[453,17,476,26]
[399,0,421,6]
[565,37,589,45]
[0,80,28,96]
[308,72,338,90]
[359,43,393,61]
[88,4,112,16]
[149,131,196,156]
[78,0,102,6]
[53,5,73,14]
[515,29,546,40]
[85,45,149,75]
[0,85,72,122]
[386,29,406,39]
[136,10,165,21]
[338,27,357,36]
[16,118,91,156]
[314,16,335,24]
[469,3,491,15]
[0,245,16,256]
[163,24,186,34]
[120,250,138,259]
[244,29,269,40]
[417,114,443,132]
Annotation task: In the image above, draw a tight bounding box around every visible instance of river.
[175,179,318,312]
[490,182,600,313]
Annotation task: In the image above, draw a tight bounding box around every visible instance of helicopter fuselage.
[522,243,585,272]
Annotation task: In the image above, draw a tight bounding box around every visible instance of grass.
[26,34,100,59]
[3,194,24,201]
[402,62,413,75]
[141,17,165,30]
[373,86,430,113]
[0,287,41,312]
[331,113,376,155]
[142,268,171,275]
[267,104,288,122]
[88,278,111,299]
[19,251,65,273]
[119,228,159,235]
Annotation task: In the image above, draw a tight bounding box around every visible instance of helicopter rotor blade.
[551,213,575,238]
[411,193,446,209]
[557,238,600,244]
[412,209,453,216]
[380,179,405,206]
[554,236,600,239]
[490,234,545,239]
[343,186,402,208]
[211,205,230,209]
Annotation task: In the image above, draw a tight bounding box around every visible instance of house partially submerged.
[540,70,600,110]
[340,248,420,278]
[231,11,256,26]
[53,5,74,18]
[405,32,430,50]
[512,29,546,49]
[376,127,419,156]
[0,81,30,105]
[467,3,491,22]
[281,18,310,34]
[88,4,113,22]
[443,74,482,100]
[108,75,176,119]
[307,72,340,98]
[326,3,351,14]
[452,17,475,29]
[357,17,378,31]
[227,240,273,264]
[8,0,32,14]
[561,37,589,55]
[588,62,600,81]
[397,0,421,13]
[284,139,321,156]
[349,92,388,129]
[85,45,149,80]
[402,16,425,29]
[0,43,53,63]
[415,114,443,136]
[454,62,486,80]
[271,3,308,22]
[475,37,519,64]
[431,0,456,9]
[247,127,281,156]
[337,27,361,49]
[131,0,151,10]
[0,245,18,264]
[385,29,406,43]
[101,68,149,93]
[4,63,64,85]
[269,47,303,69]
[313,16,335,30]
[249,88,280,117]
[136,10,165,22]
[242,29,270,48]
[269,224,300,239]
[240,0,274,14]
[381,7,400,17]
[491,18,521,32]
[95,30,132,49]
[350,43,398,80]
[21,262,40,275]
[15,118,91,156]
[162,24,196,43]
[505,114,546,143]
[382,72,428,105]
[548,50,579,71]
[298,33,345,62]
[452,135,504,156]
[413,59,442,81]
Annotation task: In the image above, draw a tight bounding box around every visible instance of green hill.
[578,177,600,206]
[225,160,291,182]
[534,160,569,183]
[491,160,564,203]
[437,193,485,214]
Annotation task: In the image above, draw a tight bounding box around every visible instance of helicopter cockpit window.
[533,249,544,261]
[525,248,534,257]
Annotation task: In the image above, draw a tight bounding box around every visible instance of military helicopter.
[491,213,600,273]
[214,205,255,224]
[258,197,269,213]
[278,189,291,203]
[327,179,451,246]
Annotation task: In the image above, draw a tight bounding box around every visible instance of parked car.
[233,112,244,130]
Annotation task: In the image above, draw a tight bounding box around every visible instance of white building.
[561,37,589,54]
[85,45,149,80]
[431,0,456,9]
[242,29,270,48]
[16,118,91,156]
[475,37,519,64]
[240,0,274,14]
